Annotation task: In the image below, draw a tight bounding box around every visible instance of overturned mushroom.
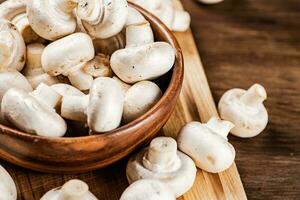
[218,84,268,138]
[129,0,191,32]
[123,81,162,123]
[120,179,175,200]
[111,8,175,83]
[82,53,112,78]
[177,117,236,173]
[77,0,128,39]
[23,43,59,89]
[1,87,67,137]
[0,0,42,43]
[42,33,94,90]
[0,165,17,200]
[126,137,196,197]
[0,19,26,71]
[41,179,97,200]
[87,77,124,132]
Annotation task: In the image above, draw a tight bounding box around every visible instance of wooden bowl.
[0,3,184,173]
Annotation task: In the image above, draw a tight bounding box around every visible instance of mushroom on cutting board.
[177,117,236,173]
[111,7,175,84]
[41,179,97,200]
[1,87,67,137]
[87,77,124,132]
[126,137,196,197]
[123,81,162,123]
[41,33,94,90]
[0,0,42,43]
[0,19,26,71]
[120,179,175,200]
[129,0,191,32]
[0,165,17,200]
[23,43,59,89]
[218,84,268,138]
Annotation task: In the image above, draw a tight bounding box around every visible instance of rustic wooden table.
[1,0,299,199]
[181,0,300,199]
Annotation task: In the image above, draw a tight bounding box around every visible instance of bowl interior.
[0,3,183,142]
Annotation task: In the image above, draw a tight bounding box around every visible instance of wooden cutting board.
[1,0,247,199]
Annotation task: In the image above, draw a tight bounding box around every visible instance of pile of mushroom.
[0,0,176,137]
[128,0,191,32]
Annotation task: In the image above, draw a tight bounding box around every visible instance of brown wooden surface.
[180,0,300,199]
[0,0,299,200]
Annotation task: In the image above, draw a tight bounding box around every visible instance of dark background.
[181,0,300,199]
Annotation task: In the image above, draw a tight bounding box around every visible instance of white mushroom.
[87,77,124,132]
[0,165,17,200]
[0,19,26,71]
[177,117,236,173]
[23,43,59,89]
[123,81,162,123]
[61,94,89,122]
[26,0,77,41]
[51,83,85,97]
[218,84,268,138]
[0,0,43,43]
[77,0,128,39]
[126,137,196,197]
[129,0,191,32]
[93,32,125,55]
[0,69,32,102]
[112,76,131,94]
[120,179,175,200]
[196,0,224,5]
[82,53,112,78]
[41,179,97,200]
[1,87,67,137]
[41,33,94,90]
[111,8,175,84]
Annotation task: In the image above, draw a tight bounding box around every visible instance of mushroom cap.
[0,165,17,200]
[0,0,26,20]
[0,69,32,101]
[41,33,94,76]
[0,19,26,71]
[123,81,162,123]
[87,77,124,132]
[80,0,128,39]
[1,88,67,137]
[177,121,236,173]
[110,42,175,84]
[171,10,191,32]
[126,139,196,197]
[26,0,76,40]
[120,179,175,200]
[61,94,89,122]
[218,87,268,138]
[41,179,97,200]
[51,83,85,97]
[112,76,131,94]
[93,32,125,55]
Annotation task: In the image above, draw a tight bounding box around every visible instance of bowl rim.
[0,3,184,143]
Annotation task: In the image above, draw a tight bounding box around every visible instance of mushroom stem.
[126,22,154,47]
[61,95,89,122]
[205,117,234,138]
[67,63,93,90]
[30,83,62,109]
[143,137,180,172]
[240,84,267,106]
[58,179,89,200]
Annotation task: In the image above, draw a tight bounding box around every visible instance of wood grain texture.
[180,0,300,199]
